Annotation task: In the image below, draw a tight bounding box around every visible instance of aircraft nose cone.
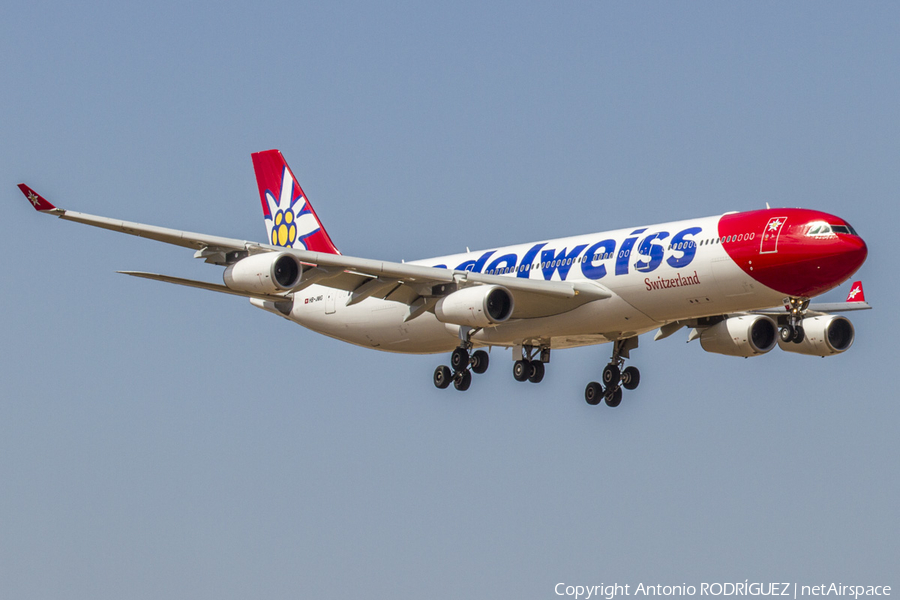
[820,234,868,289]
[846,235,868,270]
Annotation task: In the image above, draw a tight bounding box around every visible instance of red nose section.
[719,209,867,298]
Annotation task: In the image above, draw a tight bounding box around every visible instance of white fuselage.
[263,214,783,353]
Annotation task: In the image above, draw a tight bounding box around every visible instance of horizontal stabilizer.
[119,271,292,303]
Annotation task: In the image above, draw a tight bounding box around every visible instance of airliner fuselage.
[18,150,869,406]
[281,209,866,354]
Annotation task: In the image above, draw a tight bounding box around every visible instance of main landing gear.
[779,297,810,344]
[585,338,641,408]
[433,328,490,391]
[512,345,549,385]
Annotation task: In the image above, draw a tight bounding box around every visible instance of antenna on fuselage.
[766,202,771,209]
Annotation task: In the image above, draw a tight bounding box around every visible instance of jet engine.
[700,315,778,357]
[778,315,854,356]
[223,252,303,295]
[434,285,514,328]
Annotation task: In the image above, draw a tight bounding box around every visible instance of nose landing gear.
[584,337,641,408]
[779,297,810,344]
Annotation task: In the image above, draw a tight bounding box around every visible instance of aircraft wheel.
[605,387,623,408]
[792,325,805,344]
[780,325,794,344]
[513,360,530,382]
[450,347,469,371]
[622,366,640,391]
[585,382,603,405]
[528,361,545,384]
[453,369,472,391]
[471,350,490,374]
[433,365,452,389]
[602,363,620,387]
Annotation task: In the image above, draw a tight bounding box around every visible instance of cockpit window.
[806,221,859,237]
[806,221,832,236]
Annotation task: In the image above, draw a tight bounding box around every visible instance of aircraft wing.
[803,301,872,313]
[18,185,612,318]
[18,184,251,251]
[750,301,872,317]
[751,280,871,317]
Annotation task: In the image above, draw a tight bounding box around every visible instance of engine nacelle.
[434,285,514,328]
[223,252,303,295]
[700,315,778,357]
[778,315,855,356]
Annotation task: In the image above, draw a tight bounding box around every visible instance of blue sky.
[2,2,897,598]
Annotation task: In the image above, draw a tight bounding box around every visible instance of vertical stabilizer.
[251,150,340,254]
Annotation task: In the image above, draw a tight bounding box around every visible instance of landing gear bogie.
[434,340,490,391]
[512,345,550,385]
[585,337,640,408]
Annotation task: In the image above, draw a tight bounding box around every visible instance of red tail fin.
[846,281,865,303]
[251,150,340,254]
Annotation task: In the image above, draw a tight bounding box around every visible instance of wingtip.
[846,281,865,303]
[17,184,57,211]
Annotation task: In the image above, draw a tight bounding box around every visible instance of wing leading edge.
[17,184,612,319]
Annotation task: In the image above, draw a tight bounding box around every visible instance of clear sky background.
[2,2,897,598]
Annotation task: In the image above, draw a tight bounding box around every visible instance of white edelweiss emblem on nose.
[264,167,320,249]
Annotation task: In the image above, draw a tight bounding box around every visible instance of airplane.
[17,149,870,407]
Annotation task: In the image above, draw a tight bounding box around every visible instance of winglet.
[17,184,58,212]
[846,281,865,303]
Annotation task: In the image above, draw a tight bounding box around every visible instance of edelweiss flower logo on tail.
[264,167,321,250]
[252,149,341,255]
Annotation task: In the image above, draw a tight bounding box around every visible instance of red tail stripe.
[250,150,341,255]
